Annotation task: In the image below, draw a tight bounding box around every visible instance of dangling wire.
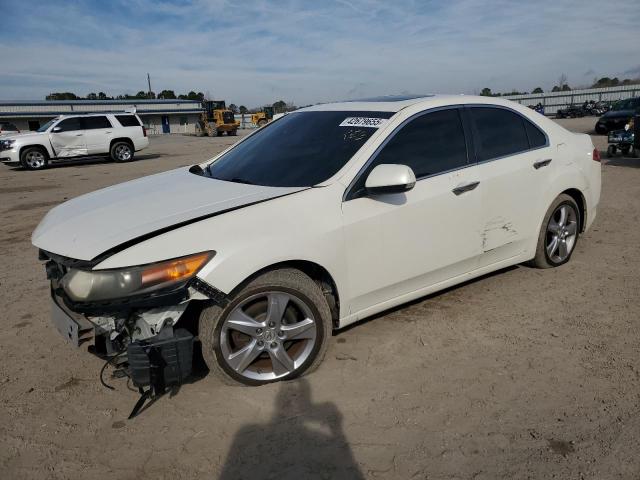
[99,350,127,390]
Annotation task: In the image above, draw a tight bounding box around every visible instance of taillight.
[592,148,601,162]
[142,126,147,137]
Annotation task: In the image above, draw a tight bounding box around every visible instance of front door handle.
[452,181,480,196]
[533,159,552,169]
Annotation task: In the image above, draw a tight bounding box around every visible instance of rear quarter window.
[115,115,142,127]
[523,119,547,148]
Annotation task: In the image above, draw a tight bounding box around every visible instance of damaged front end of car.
[40,249,225,414]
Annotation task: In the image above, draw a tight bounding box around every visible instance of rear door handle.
[452,181,480,196]
[533,159,552,169]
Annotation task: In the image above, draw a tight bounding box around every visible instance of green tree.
[158,90,177,99]
[239,105,248,114]
[228,103,238,113]
[480,87,492,96]
[98,92,109,100]
[272,100,287,113]
[561,84,571,91]
[46,92,78,100]
[532,87,543,94]
[86,92,98,100]
[551,86,561,92]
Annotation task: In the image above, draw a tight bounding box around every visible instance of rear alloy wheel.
[258,119,267,127]
[110,142,134,162]
[530,194,580,268]
[20,147,48,170]
[199,268,331,386]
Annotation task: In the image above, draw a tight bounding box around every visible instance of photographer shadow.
[219,378,364,480]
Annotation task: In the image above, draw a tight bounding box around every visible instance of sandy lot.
[1,119,639,479]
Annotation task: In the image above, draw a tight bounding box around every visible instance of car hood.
[1,131,44,139]
[32,167,305,261]
[599,110,634,120]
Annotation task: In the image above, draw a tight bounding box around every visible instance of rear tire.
[20,146,49,170]
[199,268,332,386]
[110,141,134,162]
[257,119,267,127]
[530,194,580,269]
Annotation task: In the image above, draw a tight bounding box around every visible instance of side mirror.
[51,126,62,133]
[365,164,416,195]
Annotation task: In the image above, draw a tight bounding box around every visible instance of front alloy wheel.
[199,268,331,386]
[220,291,317,381]
[20,147,48,170]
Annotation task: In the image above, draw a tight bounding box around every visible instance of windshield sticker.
[339,117,388,128]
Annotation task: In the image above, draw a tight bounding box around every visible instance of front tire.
[110,141,134,162]
[530,194,580,268]
[20,147,49,170]
[199,268,332,386]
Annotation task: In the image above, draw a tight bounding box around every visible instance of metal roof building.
[0,99,204,135]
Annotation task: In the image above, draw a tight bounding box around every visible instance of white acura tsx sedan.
[32,95,601,386]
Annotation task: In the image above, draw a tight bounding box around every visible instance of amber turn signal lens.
[141,252,212,287]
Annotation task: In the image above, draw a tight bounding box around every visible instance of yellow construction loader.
[251,106,274,127]
[198,101,240,136]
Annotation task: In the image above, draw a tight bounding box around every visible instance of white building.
[0,99,204,134]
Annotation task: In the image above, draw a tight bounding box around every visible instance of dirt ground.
[1,118,639,479]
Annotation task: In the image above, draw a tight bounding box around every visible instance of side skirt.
[337,251,531,329]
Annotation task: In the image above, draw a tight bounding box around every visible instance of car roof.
[298,94,525,113]
[57,111,138,118]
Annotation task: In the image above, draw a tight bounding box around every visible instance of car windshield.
[205,110,394,187]
[37,119,57,132]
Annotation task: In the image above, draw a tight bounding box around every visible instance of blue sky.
[1,0,638,107]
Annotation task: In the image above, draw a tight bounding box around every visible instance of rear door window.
[115,115,142,127]
[55,117,83,132]
[82,116,112,129]
[469,107,530,161]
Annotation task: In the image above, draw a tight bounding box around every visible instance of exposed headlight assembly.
[61,251,214,302]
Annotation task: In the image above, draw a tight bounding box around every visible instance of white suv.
[0,112,149,170]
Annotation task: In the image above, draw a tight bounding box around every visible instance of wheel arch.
[227,260,341,328]
[110,137,134,149]
[19,143,50,159]
[561,187,586,232]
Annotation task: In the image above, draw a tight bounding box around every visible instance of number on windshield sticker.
[339,117,388,128]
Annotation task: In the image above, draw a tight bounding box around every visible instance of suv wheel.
[20,147,49,170]
[199,268,332,386]
[110,141,134,162]
[530,194,580,268]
